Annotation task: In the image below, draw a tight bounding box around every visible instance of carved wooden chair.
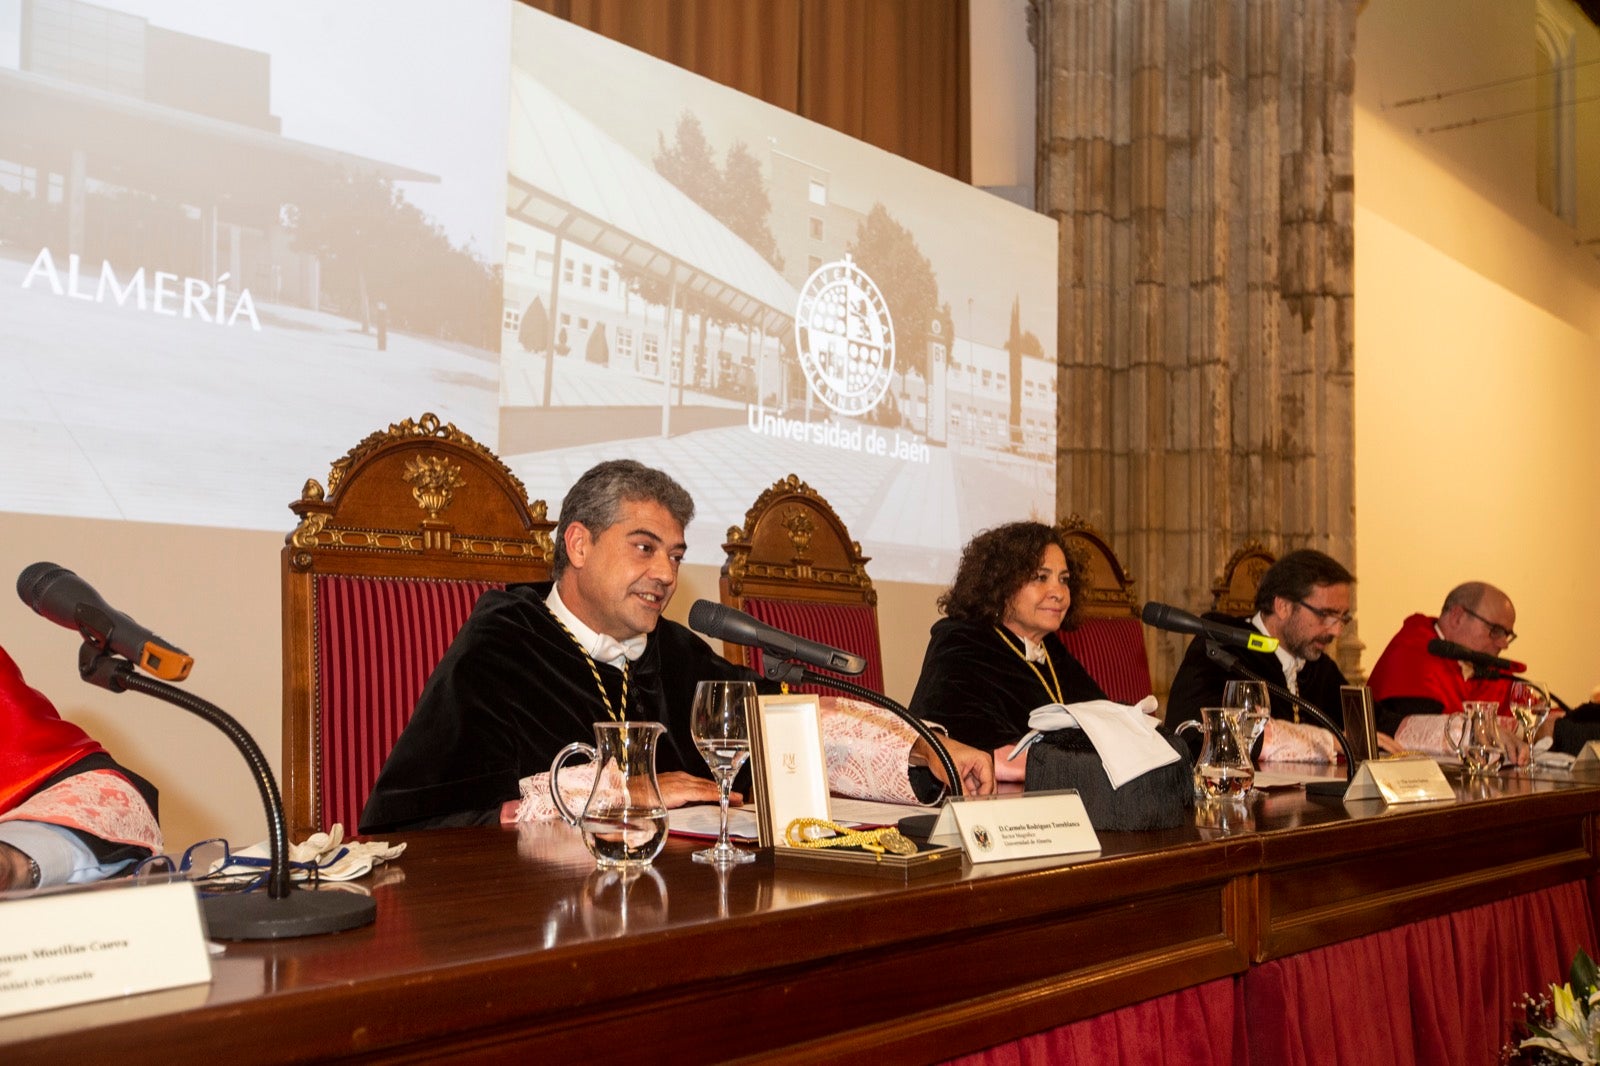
[1211,540,1276,617]
[281,413,555,839]
[718,474,885,696]
[1056,515,1154,704]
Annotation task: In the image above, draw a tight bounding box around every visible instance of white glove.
[209,824,406,883]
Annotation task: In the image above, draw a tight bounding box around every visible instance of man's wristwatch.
[25,852,41,889]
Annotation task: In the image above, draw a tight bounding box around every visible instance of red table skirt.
[944,976,1246,1066]
[951,880,1595,1066]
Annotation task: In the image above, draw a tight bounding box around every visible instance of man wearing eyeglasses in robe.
[1164,549,1396,762]
[1366,582,1548,760]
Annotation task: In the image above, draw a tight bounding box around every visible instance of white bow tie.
[592,634,647,666]
[1023,639,1048,664]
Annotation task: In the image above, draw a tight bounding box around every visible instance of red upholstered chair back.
[282,414,554,840]
[311,575,500,835]
[1057,515,1154,704]
[738,597,886,698]
[1060,617,1154,705]
[719,474,883,696]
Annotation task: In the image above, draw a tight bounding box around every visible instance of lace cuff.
[508,766,596,823]
[1260,718,1343,764]
[0,769,162,851]
[818,697,923,805]
[1394,714,1454,755]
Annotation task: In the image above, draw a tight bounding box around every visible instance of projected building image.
[502,8,1058,581]
[0,0,506,528]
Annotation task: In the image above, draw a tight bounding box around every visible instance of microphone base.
[203,886,377,940]
[1303,778,1349,800]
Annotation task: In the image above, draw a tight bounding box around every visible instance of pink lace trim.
[817,696,919,804]
[1260,718,1343,764]
[507,698,919,823]
[0,769,162,851]
[1394,714,1454,756]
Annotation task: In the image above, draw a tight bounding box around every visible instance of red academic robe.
[1367,613,1511,716]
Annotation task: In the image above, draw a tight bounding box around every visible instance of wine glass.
[1223,680,1271,752]
[1507,681,1551,771]
[690,680,757,866]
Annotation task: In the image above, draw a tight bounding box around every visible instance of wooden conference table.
[3,768,1599,1064]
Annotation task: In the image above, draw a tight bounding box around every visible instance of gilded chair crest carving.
[1211,540,1276,617]
[717,474,883,691]
[280,412,555,839]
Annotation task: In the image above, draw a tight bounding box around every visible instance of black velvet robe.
[907,618,1106,753]
[1163,612,1348,732]
[359,583,761,833]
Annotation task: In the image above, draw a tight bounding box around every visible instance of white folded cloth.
[209,824,405,883]
[1010,695,1178,789]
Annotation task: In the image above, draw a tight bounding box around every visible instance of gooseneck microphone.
[17,562,194,681]
[687,599,963,796]
[1426,638,1527,676]
[688,600,867,676]
[17,562,375,939]
[1141,601,1280,654]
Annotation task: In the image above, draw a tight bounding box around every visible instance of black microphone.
[1141,601,1280,654]
[1427,638,1526,676]
[17,562,194,681]
[687,600,866,676]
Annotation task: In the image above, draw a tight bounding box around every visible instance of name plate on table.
[929,789,1099,864]
[1571,742,1600,774]
[0,878,211,1019]
[1342,756,1454,805]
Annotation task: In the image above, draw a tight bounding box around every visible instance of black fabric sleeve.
[1374,696,1444,738]
[1164,634,1230,731]
[909,620,1106,754]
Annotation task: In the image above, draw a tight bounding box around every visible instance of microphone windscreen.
[1140,601,1172,626]
[687,599,725,635]
[17,561,65,608]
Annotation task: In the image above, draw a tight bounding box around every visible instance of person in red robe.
[0,644,161,891]
[1367,582,1542,759]
[1369,582,1516,729]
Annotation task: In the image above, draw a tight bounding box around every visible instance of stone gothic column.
[1033,0,1360,691]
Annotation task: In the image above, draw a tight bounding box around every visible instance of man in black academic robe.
[361,461,748,833]
[1164,612,1347,728]
[361,460,992,833]
[1163,550,1357,756]
[360,581,754,832]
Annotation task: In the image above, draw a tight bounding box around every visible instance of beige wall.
[1353,0,1600,703]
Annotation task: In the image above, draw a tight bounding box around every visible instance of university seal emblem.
[793,255,895,416]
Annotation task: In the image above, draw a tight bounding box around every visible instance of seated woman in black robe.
[908,521,1106,783]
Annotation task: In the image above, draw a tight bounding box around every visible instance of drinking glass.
[1223,680,1271,750]
[690,680,757,866]
[1507,681,1552,769]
